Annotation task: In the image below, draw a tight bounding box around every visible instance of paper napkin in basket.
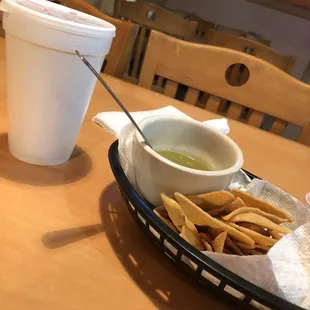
[93,105,230,137]
[198,178,310,308]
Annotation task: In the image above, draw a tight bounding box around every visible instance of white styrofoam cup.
[1,0,115,165]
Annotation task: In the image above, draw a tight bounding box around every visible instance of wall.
[165,0,310,79]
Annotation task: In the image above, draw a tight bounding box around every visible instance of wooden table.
[0,38,309,310]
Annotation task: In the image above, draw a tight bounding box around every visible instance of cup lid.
[0,0,116,38]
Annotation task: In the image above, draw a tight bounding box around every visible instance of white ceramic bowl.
[132,115,243,206]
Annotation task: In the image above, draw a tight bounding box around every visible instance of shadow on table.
[99,182,233,310]
[0,133,92,185]
[42,224,105,249]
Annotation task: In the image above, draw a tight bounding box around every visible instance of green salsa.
[156,149,210,171]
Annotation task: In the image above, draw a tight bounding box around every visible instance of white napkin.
[196,177,310,308]
[93,106,230,138]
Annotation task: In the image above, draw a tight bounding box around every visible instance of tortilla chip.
[212,231,227,253]
[206,227,243,254]
[207,205,229,217]
[199,232,213,244]
[154,205,169,219]
[180,217,204,251]
[161,193,185,231]
[223,248,233,255]
[226,212,291,234]
[187,190,235,211]
[208,197,247,217]
[174,193,255,246]
[268,229,282,240]
[238,222,269,236]
[205,205,228,216]
[232,189,293,222]
[199,237,213,252]
[229,223,277,247]
[208,227,222,238]
[225,236,243,255]
[242,249,263,255]
[255,244,270,253]
[222,207,288,224]
[153,209,178,233]
[234,241,255,249]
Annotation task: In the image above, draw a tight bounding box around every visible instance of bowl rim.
[135,115,244,176]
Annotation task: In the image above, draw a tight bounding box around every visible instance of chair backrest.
[118,1,197,84]
[214,25,270,46]
[119,1,197,39]
[56,0,139,78]
[206,29,295,73]
[0,12,4,38]
[187,13,214,43]
[168,10,214,43]
[139,31,310,145]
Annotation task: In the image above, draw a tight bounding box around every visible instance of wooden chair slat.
[132,27,147,79]
[226,103,243,120]
[228,64,242,84]
[157,76,164,87]
[114,25,140,78]
[122,75,138,85]
[151,85,164,94]
[124,53,131,77]
[184,20,199,41]
[298,121,310,145]
[205,95,221,113]
[184,87,199,105]
[270,119,287,136]
[164,80,178,98]
[247,110,264,127]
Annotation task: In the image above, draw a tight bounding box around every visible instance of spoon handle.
[75,50,153,149]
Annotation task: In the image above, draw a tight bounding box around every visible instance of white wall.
[165,0,310,79]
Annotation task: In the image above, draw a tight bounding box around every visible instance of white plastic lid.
[0,0,116,38]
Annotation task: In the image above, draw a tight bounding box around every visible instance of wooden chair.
[206,29,295,73]
[214,25,270,46]
[118,1,197,84]
[185,13,214,43]
[139,31,310,145]
[169,10,215,43]
[113,0,122,18]
[206,28,296,126]
[0,12,4,38]
[55,0,139,78]
[119,2,197,39]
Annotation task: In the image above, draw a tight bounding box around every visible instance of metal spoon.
[75,50,153,149]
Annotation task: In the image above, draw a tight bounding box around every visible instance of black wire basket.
[108,140,303,310]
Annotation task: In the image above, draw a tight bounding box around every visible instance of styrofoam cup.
[0,0,115,165]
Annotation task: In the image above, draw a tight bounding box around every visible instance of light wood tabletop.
[0,38,309,310]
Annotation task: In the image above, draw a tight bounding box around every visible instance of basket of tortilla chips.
[109,141,306,310]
